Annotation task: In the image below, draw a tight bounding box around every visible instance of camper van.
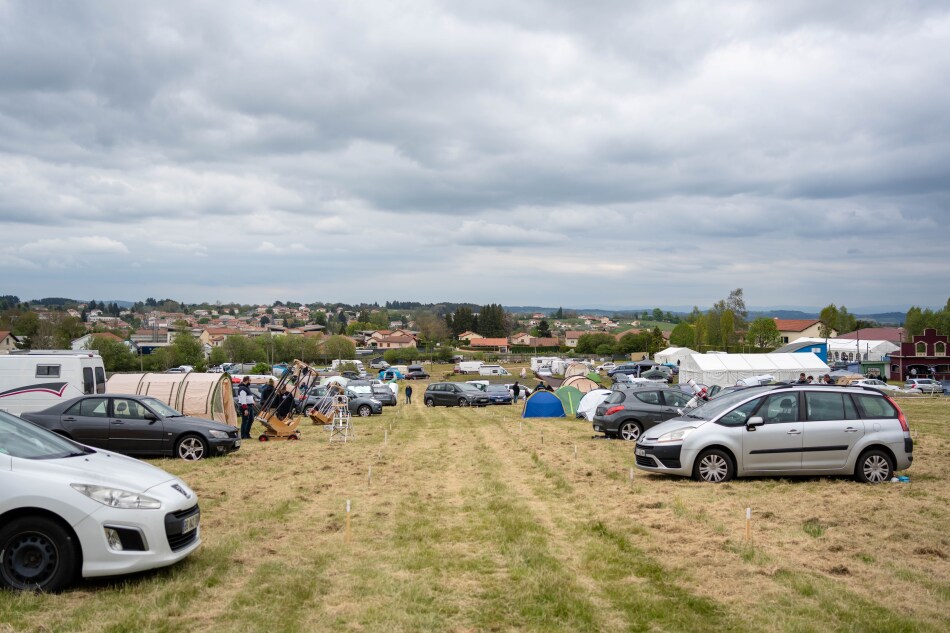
[0,351,107,416]
[331,359,366,374]
[455,361,484,374]
[478,364,510,376]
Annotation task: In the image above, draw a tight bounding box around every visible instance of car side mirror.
[144,413,159,422]
[746,416,764,430]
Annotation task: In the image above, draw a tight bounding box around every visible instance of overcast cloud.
[1,1,948,311]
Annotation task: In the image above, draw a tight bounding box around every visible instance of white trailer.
[479,364,510,376]
[530,356,561,372]
[0,351,107,416]
[456,361,484,374]
[331,359,366,373]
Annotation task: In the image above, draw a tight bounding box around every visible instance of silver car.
[903,378,943,394]
[635,385,913,483]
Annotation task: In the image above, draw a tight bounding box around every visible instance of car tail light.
[884,395,909,432]
[605,405,624,416]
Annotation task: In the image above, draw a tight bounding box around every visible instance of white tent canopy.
[792,337,898,362]
[577,389,612,422]
[654,347,697,366]
[680,353,830,388]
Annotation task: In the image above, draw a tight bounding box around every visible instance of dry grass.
[2,393,948,632]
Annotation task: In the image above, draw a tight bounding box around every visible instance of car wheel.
[618,421,642,442]
[458,398,470,407]
[0,516,78,592]
[855,449,894,484]
[424,398,435,407]
[357,405,372,417]
[176,435,208,461]
[692,449,734,483]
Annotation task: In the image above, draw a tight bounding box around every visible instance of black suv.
[423,382,490,407]
[592,385,693,441]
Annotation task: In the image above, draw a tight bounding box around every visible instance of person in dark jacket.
[511,381,520,404]
[275,387,295,420]
[405,384,413,404]
[237,376,255,439]
[259,379,276,410]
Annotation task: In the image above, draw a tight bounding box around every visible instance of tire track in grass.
[477,418,749,633]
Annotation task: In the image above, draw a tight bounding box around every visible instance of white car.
[596,362,617,372]
[850,379,902,393]
[0,410,201,592]
[903,378,944,394]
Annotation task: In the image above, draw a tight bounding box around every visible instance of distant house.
[836,327,904,346]
[564,331,587,348]
[0,331,20,353]
[375,334,418,350]
[469,338,509,353]
[510,332,533,345]
[889,328,949,381]
[457,331,483,343]
[71,332,124,351]
[774,319,831,344]
[199,327,242,348]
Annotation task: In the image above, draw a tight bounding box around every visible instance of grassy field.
[2,391,949,632]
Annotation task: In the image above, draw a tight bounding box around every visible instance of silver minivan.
[635,385,913,483]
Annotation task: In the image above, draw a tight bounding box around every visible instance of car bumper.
[74,500,201,578]
[209,436,241,455]
[634,442,693,477]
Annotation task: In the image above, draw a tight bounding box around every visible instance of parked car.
[371,384,397,406]
[849,379,902,393]
[20,395,241,461]
[904,378,944,394]
[596,362,617,373]
[0,409,201,592]
[406,365,430,380]
[483,384,513,405]
[592,386,693,441]
[298,386,383,417]
[370,359,390,370]
[607,364,640,377]
[635,384,913,483]
[423,382,491,407]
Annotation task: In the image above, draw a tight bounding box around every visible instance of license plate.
[234,439,241,447]
[593,426,600,431]
[635,448,646,457]
[182,513,200,534]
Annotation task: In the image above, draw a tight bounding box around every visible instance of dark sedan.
[298,386,383,417]
[20,394,241,460]
[483,384,513,405]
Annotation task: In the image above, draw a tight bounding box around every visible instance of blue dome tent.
[522,390,565,418]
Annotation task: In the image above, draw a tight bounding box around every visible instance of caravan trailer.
[478,364,511,376]
[0,351,107,416]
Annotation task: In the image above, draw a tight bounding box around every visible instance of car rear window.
[604,391,626,404]
[852,393,898,419]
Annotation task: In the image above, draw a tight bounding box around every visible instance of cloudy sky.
[2,1,948,312]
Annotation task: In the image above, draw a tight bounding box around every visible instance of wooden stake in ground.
[744,507,752,542]
[367,465,372,486]
[345,499,352,544]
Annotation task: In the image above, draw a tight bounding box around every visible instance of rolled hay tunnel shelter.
[561,375,601,393]
[107,372,238,427]
[564,362,589,378]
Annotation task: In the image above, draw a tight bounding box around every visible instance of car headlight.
[208,430,229,438]
[657,427,696,443]
[71,484,162,509]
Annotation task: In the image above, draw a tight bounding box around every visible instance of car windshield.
[485,385,508,393]
[685,386,773,420]
[140,397,183,418]
[0,411,91,459]
[457,383,483,393]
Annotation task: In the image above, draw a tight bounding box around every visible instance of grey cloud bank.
[1,1,948,310]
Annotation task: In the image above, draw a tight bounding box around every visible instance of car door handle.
[112,420,124,425]
[63,417,76,422]
[843,427,859,433]
[787,429,802,435]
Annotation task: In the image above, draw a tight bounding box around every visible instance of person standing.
[237,376,256,439]
[511,381,520,404]
[259,378,275,410]
[405,384,413,404]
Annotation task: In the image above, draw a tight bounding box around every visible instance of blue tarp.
[522,390,565,418]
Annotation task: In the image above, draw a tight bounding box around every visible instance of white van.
[479,364,510,376]
[331,359,365,373]
[0,351,107,416]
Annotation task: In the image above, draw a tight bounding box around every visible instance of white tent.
[791,337,898,363]
[577,389,612,422]
[680,353,830,388]
[654,347,697,367]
